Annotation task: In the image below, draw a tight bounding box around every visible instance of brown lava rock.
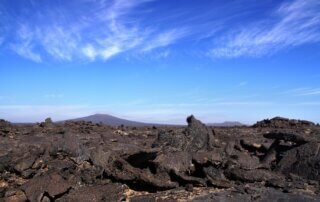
[0,116,319,201]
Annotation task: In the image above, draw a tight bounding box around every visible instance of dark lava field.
[1,116,320,201]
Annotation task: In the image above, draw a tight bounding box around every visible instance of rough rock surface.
[0,116,320,201]
[253,117,316,128]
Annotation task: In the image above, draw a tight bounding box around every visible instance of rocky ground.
[1,116,320,201]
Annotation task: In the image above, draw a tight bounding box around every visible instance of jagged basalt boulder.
[154,115,216,152]
[185,115,216,152]
[275,142,320,181]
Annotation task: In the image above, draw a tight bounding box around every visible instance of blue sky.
[0,0,320,124]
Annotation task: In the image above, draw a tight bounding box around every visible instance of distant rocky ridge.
[253,116,317,128]
[207,121,246,127]
[62,114,246,127]
[61,114,246,127]
[61,114,164,127]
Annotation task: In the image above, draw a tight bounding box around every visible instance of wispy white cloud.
[296,89,320,96]
[7,0,187,62]
[4,0,320,61]
[210,0,320,58]
[10,25,42,62]
[39,26,80,61]
[142,29,187,52]
[11,23,80,61]
[283,87,320,96]
[82,44,97,60]
[11,42,42,62]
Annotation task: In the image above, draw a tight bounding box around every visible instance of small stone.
[185,184,193,192]
[41,195,51,202]
[5,190,27,202]
[0,180,8,188]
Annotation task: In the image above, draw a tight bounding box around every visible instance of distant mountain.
[63,114,162,127]
[207,121,246,127]
[62,114,245,127]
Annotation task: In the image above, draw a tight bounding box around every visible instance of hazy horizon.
[3,113,249,125]
[1,0,320,124]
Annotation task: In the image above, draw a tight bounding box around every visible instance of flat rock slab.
[21,173,71,202]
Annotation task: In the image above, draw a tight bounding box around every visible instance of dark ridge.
[60,113,182,127]
[207,121,246,127]
[253,117,315,128]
